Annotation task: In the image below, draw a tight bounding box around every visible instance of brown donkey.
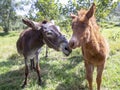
[69,3,109,90]
[17,19,72,88]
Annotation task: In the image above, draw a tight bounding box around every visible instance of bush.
[109,31,120,41]
[0,26,3,32]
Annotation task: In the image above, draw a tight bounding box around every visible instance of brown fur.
[17,19,72,88]
[17,28,44,55]
[16,21,44,88]
[69,3,109,90]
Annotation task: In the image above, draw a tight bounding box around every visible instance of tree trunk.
[3,26,9,33]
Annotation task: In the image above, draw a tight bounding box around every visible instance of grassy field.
[0,25,120,90]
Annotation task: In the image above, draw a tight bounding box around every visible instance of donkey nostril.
[69,41,75,48]
[64,46,68,50]
[47,32,51,35]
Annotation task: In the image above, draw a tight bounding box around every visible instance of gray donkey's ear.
[22,19,34,27]
[41,20,54,29]
[50,20,55,25]
[22,19,41,30]
[42,20,48,24]
[56,26,60,32]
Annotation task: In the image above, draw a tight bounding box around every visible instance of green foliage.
[109,31,120,41]
[0,0,119,33]
[0,0,16,33]
[29,0,60,21]
[55,0,118,29]
[69,0,118,21]
[94,0,118,21]
[101,25,120,56]
[0,26,3,32]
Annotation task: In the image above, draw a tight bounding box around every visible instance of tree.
[108,2,120,22]
[25,0,118,30]
[0,0,16,33]
[61,0,118,21]
[94,0,118,21]
[27,0,60,21]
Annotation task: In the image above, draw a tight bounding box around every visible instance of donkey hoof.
[21,83,27,88]
[21,84,27,88]
[33,67,36,71]
[38,81,42,86]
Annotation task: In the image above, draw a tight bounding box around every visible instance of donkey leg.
[45,45,48,58]
[30,59,36,70]
[22,58,29,88]
[85,62,94,90]
[30,59,33,70]
[35,54,42,85]
[96,64,105,90]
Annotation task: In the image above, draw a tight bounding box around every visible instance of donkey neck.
[29,29,45,49]
[83,26,101,54]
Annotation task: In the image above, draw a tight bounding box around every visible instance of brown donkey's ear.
[86,3,96,19]
[70,13,77,19]
[22,19,37,30]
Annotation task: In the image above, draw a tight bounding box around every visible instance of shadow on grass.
[114,24,120,27]
[8,53,23,61]
[0,54,23,70]
[0,53,24,90]
[0,66,24,90]
[0,32,9,36]
[55,56,87,90]
[0,54,51,90]
[40,55,87,90]
[0,53,87,90]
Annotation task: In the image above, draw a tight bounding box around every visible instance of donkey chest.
[82,47,106,65]
[27,48,41,59]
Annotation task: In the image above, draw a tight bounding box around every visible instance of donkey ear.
[50,20,55,25]
[56,26,60,32]
[70,13,77,19]
[22,19,34,27]
[42,20,48,24]
[22,19,36,29]
[86,3,96,19]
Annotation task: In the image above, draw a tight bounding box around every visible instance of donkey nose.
[69,40,75,49]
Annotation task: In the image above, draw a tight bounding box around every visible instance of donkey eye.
[42,26,47,29]
[79,22,86,28]
[82,23,87,28]
[46,31,53,35]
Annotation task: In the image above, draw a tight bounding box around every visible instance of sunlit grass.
[0,26,120,90]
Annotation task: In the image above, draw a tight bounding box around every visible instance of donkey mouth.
[60,43,72,56]
[64,51,72,56]
[69,40,80,49]
[43,37,60,51]
[43,35,72,56]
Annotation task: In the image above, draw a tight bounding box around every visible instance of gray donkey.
[16,19,72,88]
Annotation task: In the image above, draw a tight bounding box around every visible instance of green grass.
[0,25,120,90]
